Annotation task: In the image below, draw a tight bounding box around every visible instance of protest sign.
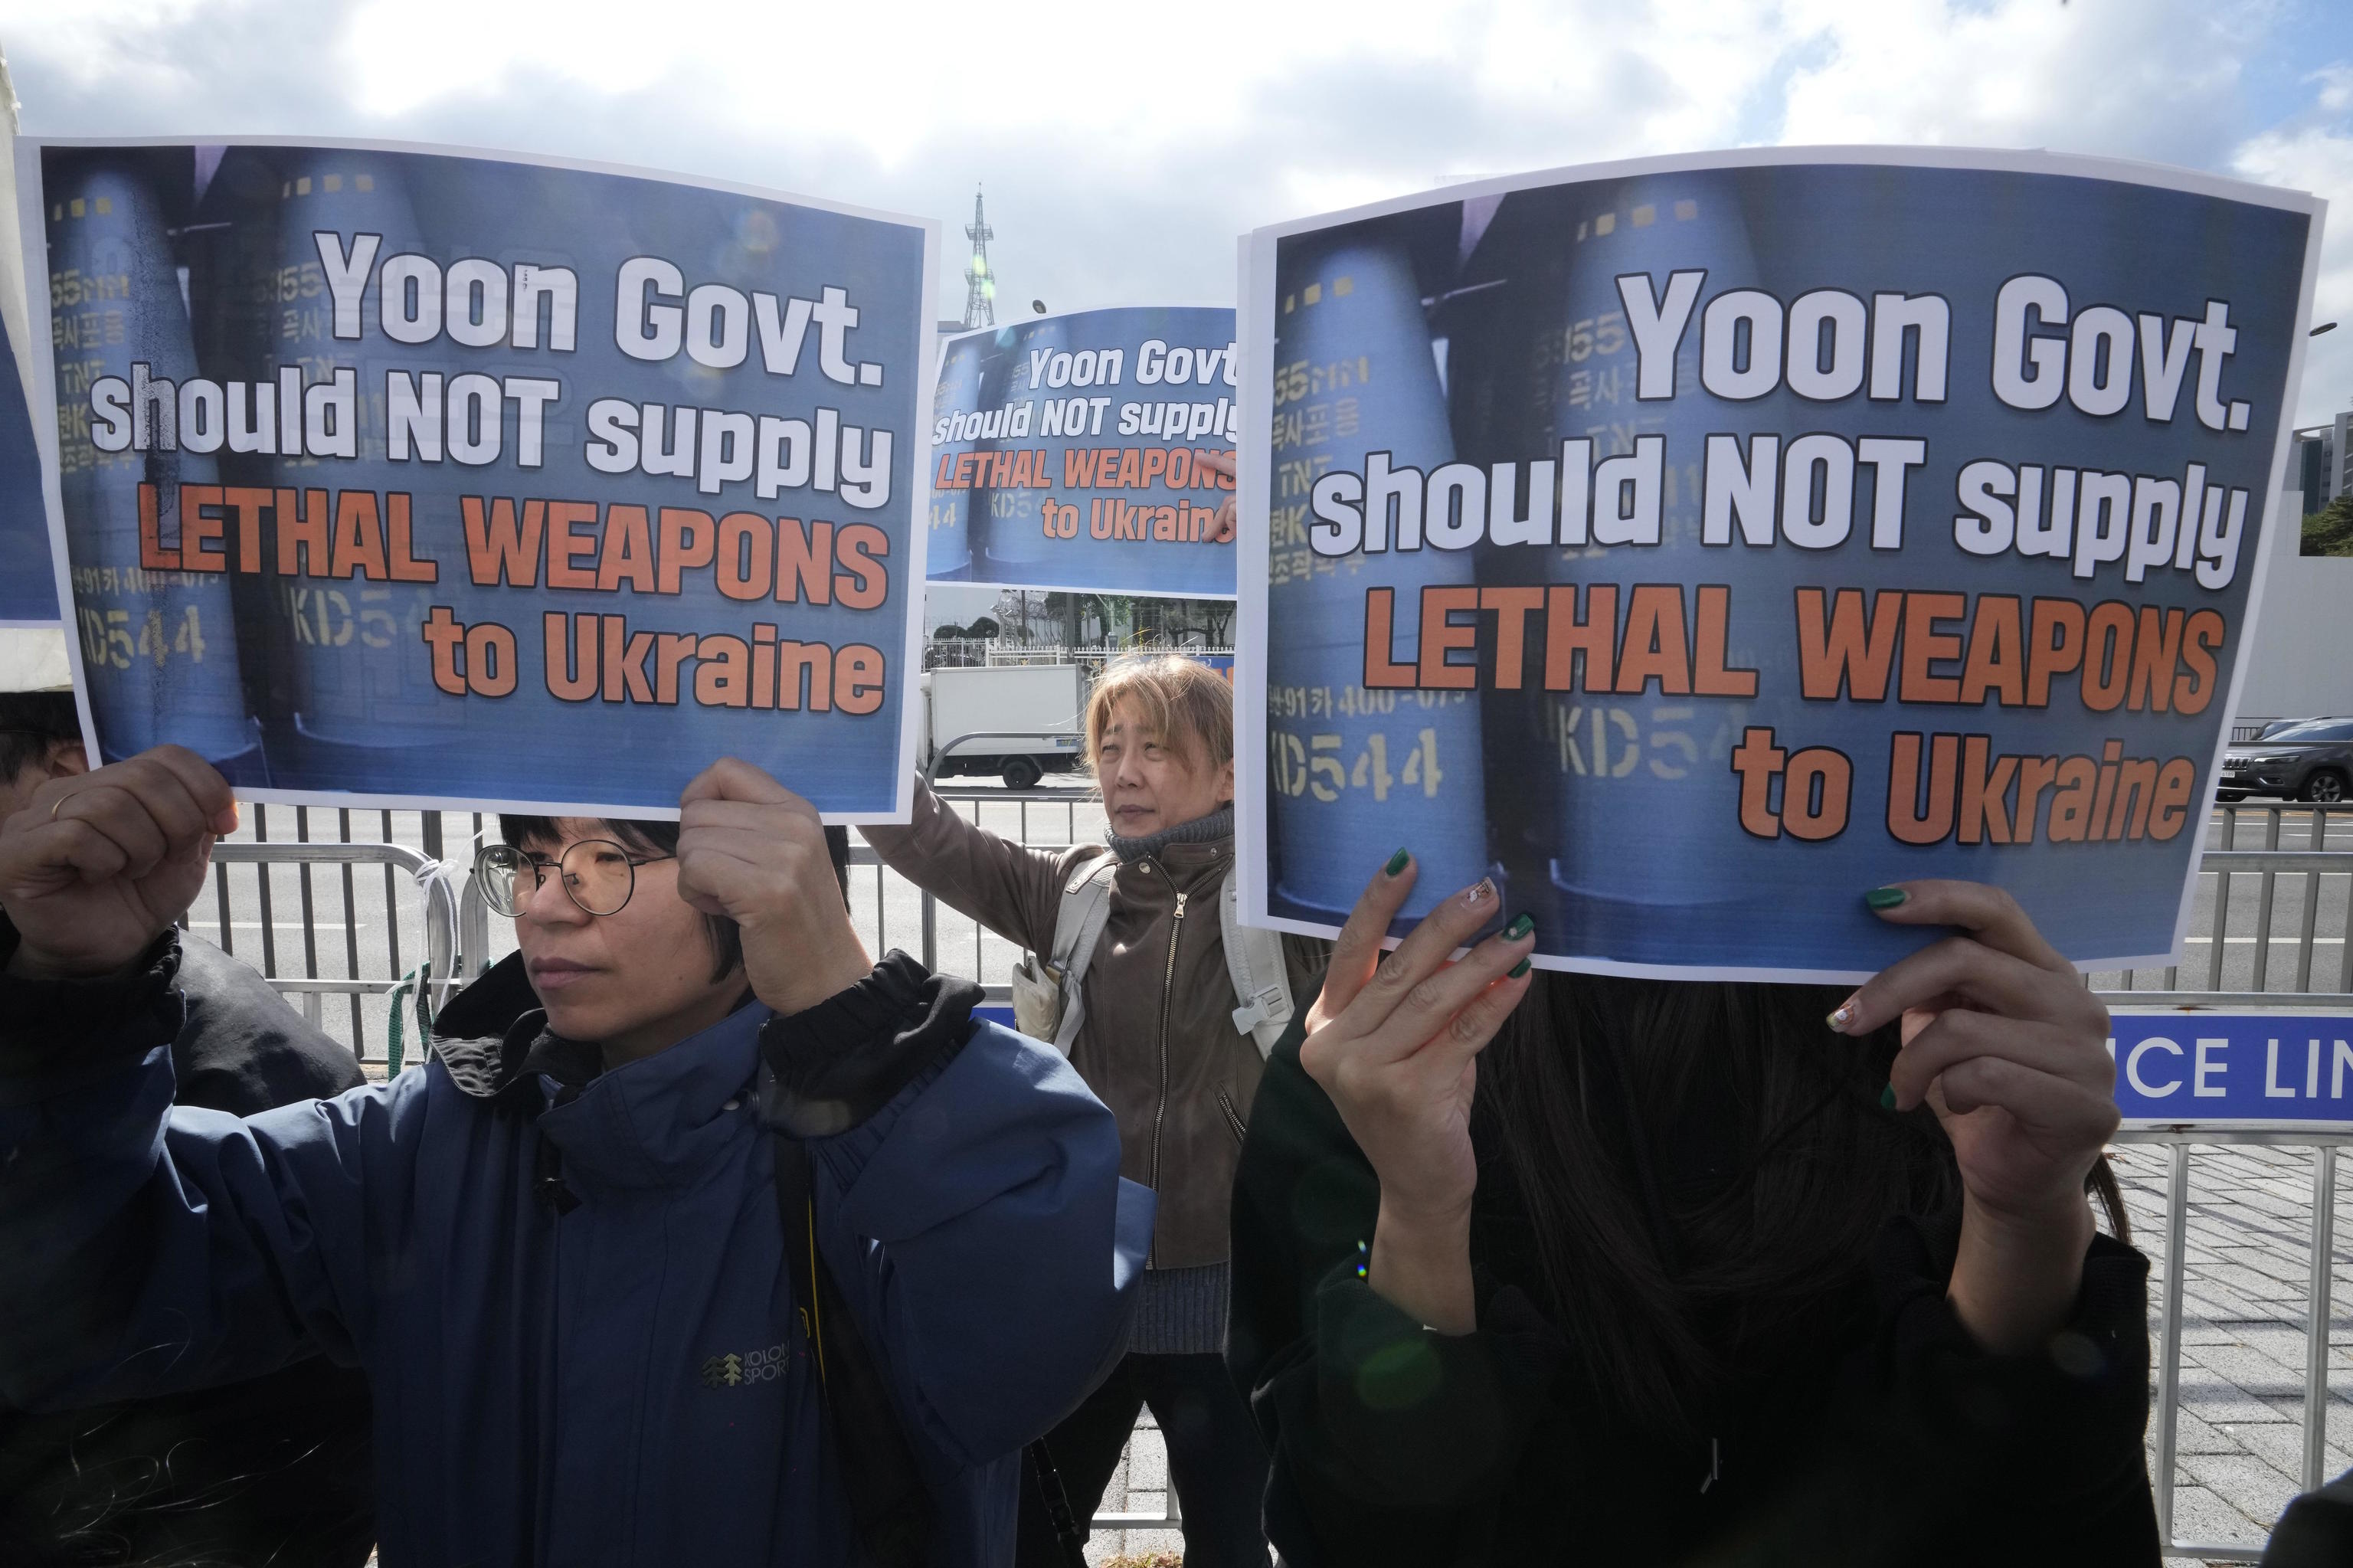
[15,139,932,817]
[928,306,1237,597]
[0,308,56,625]
[2111,1010,2353,1131]
[0,93,54,627]
[1236,149,2324,980]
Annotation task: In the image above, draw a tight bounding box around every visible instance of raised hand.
[0,745,238,979]
[676,758,872,1017]
[1196,448,1237,543]
[1298,853,1535,1332]
[1829,879,2117,1352]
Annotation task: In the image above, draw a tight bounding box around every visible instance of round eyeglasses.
[474,840,676,918]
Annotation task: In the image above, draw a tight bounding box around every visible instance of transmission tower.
[961,186,995,329]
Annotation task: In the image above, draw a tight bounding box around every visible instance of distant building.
[2299,415,2350,516]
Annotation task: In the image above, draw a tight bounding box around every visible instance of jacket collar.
[429,953,549,1105]
[530,1000,773,1196]
[1103,804,1235,863]
[1120,832,1232,885]
[430,950,538,1044]
[431,965,773,1194]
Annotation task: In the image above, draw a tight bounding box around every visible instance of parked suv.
[2218,718,2353,802]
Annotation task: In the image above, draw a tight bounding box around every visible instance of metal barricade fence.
[903,786,1100,1013]
[186,804,468,1061]
[2118,1127,2350,1563]
[2090,800,2353,1558]
[2090,801,2353,1003]
[185,793,1074,1064]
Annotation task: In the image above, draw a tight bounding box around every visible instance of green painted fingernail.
[1508,957,1531,978]
[1385,847,1411,877]
[1865,887,1908,910]
[1504,913,1534,941]
[1879,1083,1898,1110]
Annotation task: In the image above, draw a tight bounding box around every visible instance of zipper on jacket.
[1144,862,1186,1267]
[1215,1085,1248,1147]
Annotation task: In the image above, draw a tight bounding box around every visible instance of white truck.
[917,663,1088,789]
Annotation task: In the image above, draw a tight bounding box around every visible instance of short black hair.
[494,813,853,985]
[0,691,80,782]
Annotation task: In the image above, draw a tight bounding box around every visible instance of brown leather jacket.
[863,784,1324,1268]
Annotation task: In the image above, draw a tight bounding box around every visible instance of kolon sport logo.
[700,1340,793,1389]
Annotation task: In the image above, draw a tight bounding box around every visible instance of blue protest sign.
[15,139,934,818]
[2111,1010,2353,1129]
[0,306,57,625]
[1237,149,2325,980]
[928,306,1237,597]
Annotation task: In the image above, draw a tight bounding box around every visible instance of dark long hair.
[1478,971,2127,1442]
[0,690,79,781]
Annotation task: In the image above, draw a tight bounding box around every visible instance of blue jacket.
[0,939,1152,1566]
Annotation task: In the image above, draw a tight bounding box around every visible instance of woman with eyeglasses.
[463,817,804,1061]
[0,745,1151,1568]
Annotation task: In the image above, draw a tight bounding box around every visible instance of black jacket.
[2263,1467,2353,1565]
[1227,1020,2162,1567]
[0,916,376,1568]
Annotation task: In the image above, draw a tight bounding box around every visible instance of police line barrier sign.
[1235,148,2325,980]
[15,138,934,819]
[929,306,1237,597]
[2112,1010,2353,1129]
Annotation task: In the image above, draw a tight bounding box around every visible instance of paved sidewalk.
[2111,1141,2353,1562]
[1085,1409,1182,1565]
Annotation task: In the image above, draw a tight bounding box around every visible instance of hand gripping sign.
[1235,149,2325,979]
[14,138,934,820]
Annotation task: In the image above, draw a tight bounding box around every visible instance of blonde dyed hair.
[1083,654,1234,779]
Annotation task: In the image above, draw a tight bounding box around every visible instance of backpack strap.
[1220,869,1294,1059]
[1024,1439,1091,1568]
[1045,859,1118,1053]
[769,1100,937,1567]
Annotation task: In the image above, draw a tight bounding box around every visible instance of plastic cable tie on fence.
[385,960,432,1076]
[409,856,465,1013]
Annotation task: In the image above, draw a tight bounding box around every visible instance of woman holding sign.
[0,746,1149,1568]
[866,650,1317,1568]
[1228,861,2156,1564]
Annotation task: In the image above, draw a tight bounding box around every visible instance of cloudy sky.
[4,0,2348,427]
